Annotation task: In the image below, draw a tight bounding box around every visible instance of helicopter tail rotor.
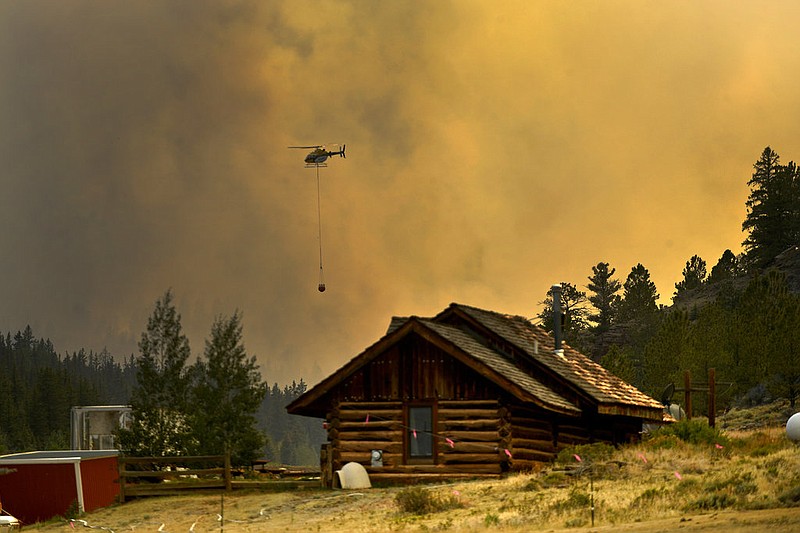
[341,144,346,158]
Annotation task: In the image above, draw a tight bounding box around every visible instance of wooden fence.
[118,454,232,502]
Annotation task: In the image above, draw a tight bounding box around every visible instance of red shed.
[0,450,120,525]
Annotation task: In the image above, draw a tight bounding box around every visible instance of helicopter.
[288,144,346,167]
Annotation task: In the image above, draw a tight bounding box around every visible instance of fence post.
[224,451,232,492]
[118,455,126,503]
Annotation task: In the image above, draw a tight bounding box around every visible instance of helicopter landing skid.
[305,164,328,168]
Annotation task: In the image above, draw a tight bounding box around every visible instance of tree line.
[0,329,137,451]
[115,290,324,465]
[0,298,324,465]
[538,146,800,408]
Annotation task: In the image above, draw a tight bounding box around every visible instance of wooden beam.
[443,430,500,442]
[438,441,498,454]
[367,473,501,483]
[511,437,556,452]
[335,441,402,453]
[339,401,403,410]
[441,418,500,431]
[438,400,500,409]
[511,426,553,442]
[440,453,501,464]
[437,408,500,419]
[365,463,502,475]
[330,429,403,441]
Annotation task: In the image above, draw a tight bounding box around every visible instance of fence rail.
[118,454,232,503]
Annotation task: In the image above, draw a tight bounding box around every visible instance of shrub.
[656,419,729,447]
[642,434,684,450]
[689,492,737,510]
[555,442,615,465]
[483,512,500,526]
[541,471,569,488]
[630,487,666,509]
[553,488,591,512]
[704,472,757,497]
[395,486,463,515]
[732,430,792,457]
[63,499,82,520]
[778,485,800,507]
[521,478,542,492]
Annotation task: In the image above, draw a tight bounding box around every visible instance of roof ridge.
[449,302,533,322]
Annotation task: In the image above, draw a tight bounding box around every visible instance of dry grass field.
[23,405,800,532]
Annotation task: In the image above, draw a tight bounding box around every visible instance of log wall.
[322,399,507,486]
[505,404,559,471]
[315,333,646,485]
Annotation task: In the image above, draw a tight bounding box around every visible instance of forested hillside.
[540,146,800,411]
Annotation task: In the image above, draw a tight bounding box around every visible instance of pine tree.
[673,255,707,301]
[117,290,193,456]
[586,262,621,334]
[536,282,590,347]
[618,263,660,322]
[190,311,267,465]
[733,271,800,405]
[742,147,800,269]
[640,310,692,397]
[707,249,740,285]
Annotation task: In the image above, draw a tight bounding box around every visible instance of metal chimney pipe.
[551,283,563,353]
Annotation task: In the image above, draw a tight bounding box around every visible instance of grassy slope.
[25,404,800,532]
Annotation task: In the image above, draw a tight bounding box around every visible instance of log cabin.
[287,302,665,485]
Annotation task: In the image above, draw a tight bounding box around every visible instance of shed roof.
[0,450,119,463]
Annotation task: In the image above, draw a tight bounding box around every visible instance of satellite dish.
[660,383,676,406]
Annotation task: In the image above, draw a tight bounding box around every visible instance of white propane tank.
[787,412,800,442]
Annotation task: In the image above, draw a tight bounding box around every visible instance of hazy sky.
[2,1,800,386]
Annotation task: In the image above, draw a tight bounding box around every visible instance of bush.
[553,488,591,511]
[731,430,792,457]
[643,434,684,450]
[656,419,729,447]
[630,487,666,509]
[483,512,500,526]
[395,486,463,515]
[541,471,569,488]
[689,492,736,510]
[63,499,82,520]
[778,485,800,507]
[555,442,615,465]
[705,472,756,496]
[521,478,542,492]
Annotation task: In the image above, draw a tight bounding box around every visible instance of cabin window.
[406,405,435,463]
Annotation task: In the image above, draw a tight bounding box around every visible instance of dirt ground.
[22,488,800,533]
[550,507,800,533]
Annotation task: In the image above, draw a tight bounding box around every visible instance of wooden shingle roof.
[288,303,664,421]
[419,319,580,414]
[445,304,664,417]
